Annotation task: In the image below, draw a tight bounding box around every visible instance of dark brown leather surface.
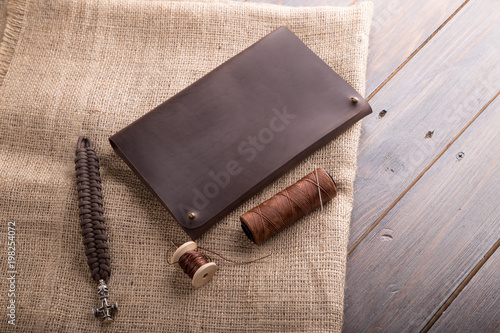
[109,27,372,240]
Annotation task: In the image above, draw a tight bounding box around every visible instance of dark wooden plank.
[360,0,467,95]
[348,0,500,250]
[343,91,500,332]
[429,243,500,333]
[247,0,466,94]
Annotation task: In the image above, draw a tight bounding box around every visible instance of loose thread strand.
[166,243,271,265]
[196,246,271,265]
[315,166,323,210]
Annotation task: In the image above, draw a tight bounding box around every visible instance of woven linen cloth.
[0,0,372,331]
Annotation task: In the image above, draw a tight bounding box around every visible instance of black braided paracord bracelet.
[75,136,117,323]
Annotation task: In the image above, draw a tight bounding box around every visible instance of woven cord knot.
[75,136,111,284]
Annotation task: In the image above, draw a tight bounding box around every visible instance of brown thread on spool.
[167,241,217,288]
[178,250,210,279]
[240,168,337,245]
[166,242,271,287]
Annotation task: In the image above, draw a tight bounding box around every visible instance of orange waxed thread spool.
[240,168,338,245]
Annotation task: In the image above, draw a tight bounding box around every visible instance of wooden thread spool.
[240,168,337,245]
[170,241,217,288]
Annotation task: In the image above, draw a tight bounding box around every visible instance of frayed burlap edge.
[0,0,29,86]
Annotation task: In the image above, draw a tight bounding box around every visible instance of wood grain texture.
[251,0,466,95]
[429,243,500,333]
[343,91,500,332]
[359,0,467,95]
[348,0,500,250]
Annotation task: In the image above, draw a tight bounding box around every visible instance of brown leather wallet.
[109,27,372,239]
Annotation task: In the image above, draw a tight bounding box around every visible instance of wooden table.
[242,0,500,331]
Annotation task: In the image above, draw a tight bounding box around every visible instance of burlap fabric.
[0,0,372,331]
